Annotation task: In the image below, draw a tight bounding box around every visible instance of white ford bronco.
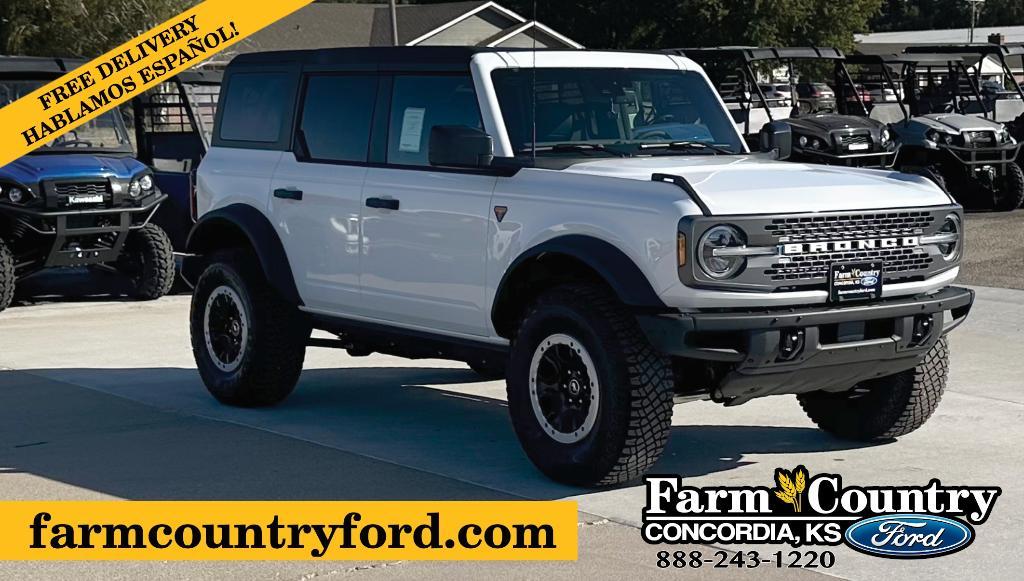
[187,47,974,486]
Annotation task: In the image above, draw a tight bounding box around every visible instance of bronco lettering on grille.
[780,237,920,255]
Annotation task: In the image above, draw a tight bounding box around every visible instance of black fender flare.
[491,235,666,332]
[185,203,302,305]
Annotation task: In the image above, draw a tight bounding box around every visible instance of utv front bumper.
[638,286,974,405]
[793,146,899,168]
[1,192,165,268]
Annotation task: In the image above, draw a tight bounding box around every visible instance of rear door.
[359,73,497,337]
[270,71,379,313]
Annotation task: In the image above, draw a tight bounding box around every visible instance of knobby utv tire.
[992,162,1024,212]
[0,239,14,313]
[908,166,948,194]
[190,252,311,407]
[119,223,175,300]
[507,284,675,486]
[798,337,949,441]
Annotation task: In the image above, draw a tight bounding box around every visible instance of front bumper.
[638,286,974,405]
[1,192,165,268]
[793,146,899,168]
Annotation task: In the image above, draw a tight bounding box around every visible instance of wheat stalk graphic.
[774,466,808,512]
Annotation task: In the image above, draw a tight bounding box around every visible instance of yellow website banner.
[0,0,315,168]
[0,501,578,560]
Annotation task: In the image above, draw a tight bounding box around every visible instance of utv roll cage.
[675,46,865,134]
[905,44,1024,124]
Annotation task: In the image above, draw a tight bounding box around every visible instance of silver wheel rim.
[204,285,249,373]
[528,333,600,444]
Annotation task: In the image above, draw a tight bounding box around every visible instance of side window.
[298,75,377,163]
[387,75,482,167]
[219,72,289,143]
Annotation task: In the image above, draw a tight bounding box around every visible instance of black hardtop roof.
[229,45,539,70]
[674,46,845,62]
[0,55,86,74]
[906,43,1024,57]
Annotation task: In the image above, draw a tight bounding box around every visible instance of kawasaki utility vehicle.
[0,56,174,312]
[679,47,899,169]
[845,52,1023,211]
[187,47,973,486]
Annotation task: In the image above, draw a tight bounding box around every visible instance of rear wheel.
[992,162,1024,211]
[118,223,175,300]
[506,284,674,486]
[190,251,311,407]
[798,338,948,441]
[0,239,14,313]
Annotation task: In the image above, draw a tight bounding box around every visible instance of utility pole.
[390,0,399,46]
[964,0,985,42]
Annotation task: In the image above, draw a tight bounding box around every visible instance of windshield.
[492,68,744,155]
[0,79,132,153]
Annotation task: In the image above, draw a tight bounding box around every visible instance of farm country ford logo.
[642,466,1001,559]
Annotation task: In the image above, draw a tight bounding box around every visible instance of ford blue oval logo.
[861,275,879,286]
[844,514,973,558]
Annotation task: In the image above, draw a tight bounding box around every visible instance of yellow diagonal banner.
[0,0,314,168]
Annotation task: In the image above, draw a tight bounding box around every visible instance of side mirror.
[759,121,792,160]
[429,125,494,168]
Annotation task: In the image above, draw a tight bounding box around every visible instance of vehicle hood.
[785,114,881,134]
[914,113,1002,133]
[561,155,951,215]
[0,154,145,185]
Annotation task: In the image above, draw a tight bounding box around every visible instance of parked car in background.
[795,82,836,113]
[864,82,899,103]
[187,46,973,486]
[0,56,175,312]
[758,83,793,106]
[840,83,875,107]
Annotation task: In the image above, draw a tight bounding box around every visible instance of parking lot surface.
[0,211,1021,580]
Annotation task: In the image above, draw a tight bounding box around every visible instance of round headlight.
[925,130,939,143]
[128,179,142,198]
[139,174,154,191]
[937,214,961,261]
[942,134,954,145]
[880,128,891,144]
[7,187,25,204]
[798,135,808,147]
[698,225,747,279]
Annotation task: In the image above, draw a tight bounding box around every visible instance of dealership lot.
[0,213,1022,580]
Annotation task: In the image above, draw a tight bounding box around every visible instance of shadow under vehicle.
[677,47,898,169]
[0,56,174,313]
[904,43,1024,155]
[845,52,1023,211]
[131,69,222,253]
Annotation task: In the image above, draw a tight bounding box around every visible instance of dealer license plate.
[68,194,104,205]
[829,261,883,303]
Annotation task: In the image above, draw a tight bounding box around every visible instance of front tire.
[507,284,674,486]
[0,239,14,313]
[992,162,1024,211]
[118,223,175,300]
[798,338,949,441]
[190,252,311,407]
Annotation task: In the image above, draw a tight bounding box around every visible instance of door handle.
[274,188,303,201]
[365,197,400,210]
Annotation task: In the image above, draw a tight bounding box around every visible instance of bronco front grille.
[763,211,934,242]
[682,206,958,292]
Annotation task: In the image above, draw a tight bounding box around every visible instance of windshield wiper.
[519,143,630,157]
[637,141,735,155]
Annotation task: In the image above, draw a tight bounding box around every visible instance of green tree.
[1,0,196,58]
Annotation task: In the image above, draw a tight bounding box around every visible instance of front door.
[359,74,496,337]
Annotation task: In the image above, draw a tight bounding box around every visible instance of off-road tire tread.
[123,223,175,300]
[510,284,674,486]
[993,161,1024,211]
[0,239,14,312]
[190,250,310,407]
[798,337,948,441]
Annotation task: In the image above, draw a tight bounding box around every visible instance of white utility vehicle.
[187,48,974,486]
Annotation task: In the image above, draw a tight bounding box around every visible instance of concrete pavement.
[0,280,1021,580]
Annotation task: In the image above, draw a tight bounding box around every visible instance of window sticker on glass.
[399,107,426,152]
